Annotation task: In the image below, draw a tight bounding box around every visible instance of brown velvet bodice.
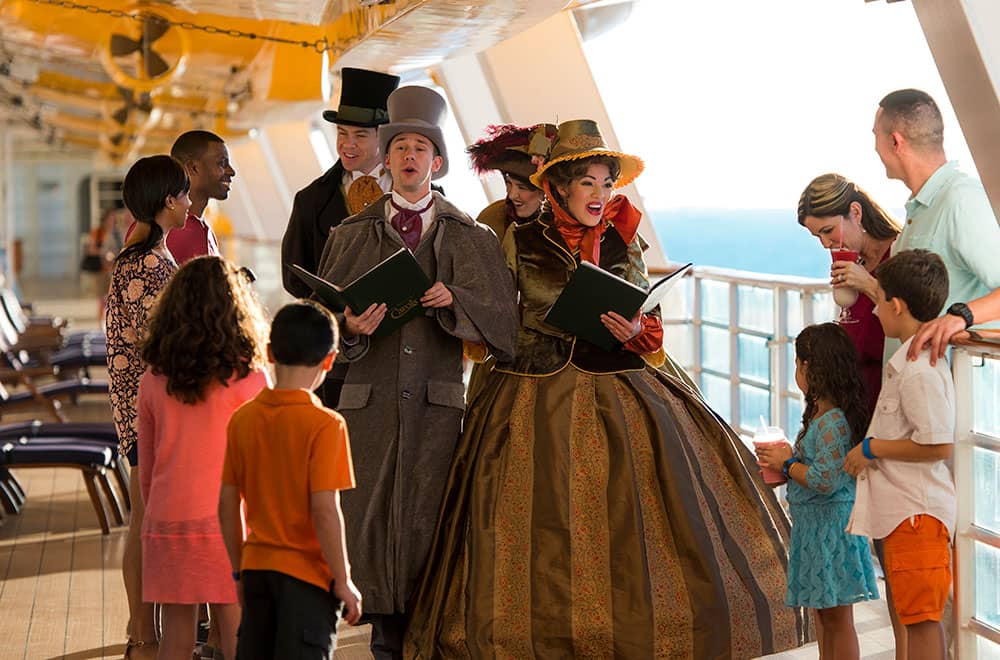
[497,213,651,376]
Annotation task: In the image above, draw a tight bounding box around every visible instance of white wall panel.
[261,119,324,204]
[479,11,664,267]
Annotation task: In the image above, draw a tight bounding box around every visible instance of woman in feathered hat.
[467,123,555,240]
[406,121,806,658]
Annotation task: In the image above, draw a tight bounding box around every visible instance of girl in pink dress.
[136,256,270,660]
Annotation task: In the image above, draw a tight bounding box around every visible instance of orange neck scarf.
[543,179,642,264]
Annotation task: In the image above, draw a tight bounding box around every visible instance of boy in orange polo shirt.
[219,301,361,660]
[844,249,955,660]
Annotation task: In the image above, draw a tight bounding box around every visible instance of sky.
[582,0,976,212]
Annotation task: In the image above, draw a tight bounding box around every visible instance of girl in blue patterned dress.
[757,322,879,660]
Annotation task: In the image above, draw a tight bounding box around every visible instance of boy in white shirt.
[844,249,955,660]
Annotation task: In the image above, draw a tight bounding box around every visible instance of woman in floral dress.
[106,155,190,659]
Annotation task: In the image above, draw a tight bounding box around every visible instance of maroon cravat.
[390,198,433,251]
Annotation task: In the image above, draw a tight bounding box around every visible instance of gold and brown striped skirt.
[406,364,809,659]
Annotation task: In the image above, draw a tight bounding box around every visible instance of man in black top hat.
[282,67,400,297]
[281,67,400,408]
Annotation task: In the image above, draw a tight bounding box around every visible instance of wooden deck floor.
[0,411,896,660]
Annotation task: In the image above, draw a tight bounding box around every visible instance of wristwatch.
[946,302,974,329]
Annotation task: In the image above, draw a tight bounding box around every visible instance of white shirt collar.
[349,163,384,181]
[390,190,434,211]
[342,164,392,192]
[886,336,916,375]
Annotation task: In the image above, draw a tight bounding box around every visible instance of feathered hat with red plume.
[468,123,556,186]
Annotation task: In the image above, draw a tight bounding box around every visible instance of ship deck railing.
[652,263,1000,657]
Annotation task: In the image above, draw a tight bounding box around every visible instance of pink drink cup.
[753,439,790,485]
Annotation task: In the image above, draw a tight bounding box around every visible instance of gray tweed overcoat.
[315,191,518,614]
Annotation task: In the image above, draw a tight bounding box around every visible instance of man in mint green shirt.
[874,89,1000,329]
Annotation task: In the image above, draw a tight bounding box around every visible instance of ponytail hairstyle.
[140,256,269,404]
[794,323,869,446]
[797,173,900,240]
[118,155,189,262]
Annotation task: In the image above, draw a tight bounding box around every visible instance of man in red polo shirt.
[167,130,235,263]
[122,131,234,263]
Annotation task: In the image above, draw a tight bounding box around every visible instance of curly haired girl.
[136,255,270,660]
[757,322,879,660]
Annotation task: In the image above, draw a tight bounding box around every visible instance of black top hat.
[322,68,401,127]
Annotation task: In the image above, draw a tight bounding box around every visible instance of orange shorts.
[883,514,952,626]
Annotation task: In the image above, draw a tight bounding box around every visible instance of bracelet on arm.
[862,436,877,460]
[782,457,801,478]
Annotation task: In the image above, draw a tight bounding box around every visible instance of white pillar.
[911,0,1000,218]
[434,10,667,269]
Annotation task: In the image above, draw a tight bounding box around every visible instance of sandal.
[124,638,158,659]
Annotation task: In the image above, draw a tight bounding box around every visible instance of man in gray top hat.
[315,86,518,659]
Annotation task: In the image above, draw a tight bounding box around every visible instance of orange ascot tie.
[543,179,642,264]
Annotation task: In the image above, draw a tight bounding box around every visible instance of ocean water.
[649,208,829,279]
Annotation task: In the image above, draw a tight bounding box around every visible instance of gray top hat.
[378,86,449,179]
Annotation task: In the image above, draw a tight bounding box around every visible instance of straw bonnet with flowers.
[531,119,645,266]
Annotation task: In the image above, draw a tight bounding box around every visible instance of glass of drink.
[753,424,790,486]
[831,248,860,325]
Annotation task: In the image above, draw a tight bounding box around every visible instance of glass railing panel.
[700,279,729,324]
[786,343,798,394]
[786,396,803,438]
[738,333,769,384]
[700,325,730,374]
[973,357,1000,439]
[808,290,837,324]
[659,275,692,322]
[664,325,694,369]
[701,373,731,422]
[738,383,770,433]
[737,285,774,334]
[975,541,1000,630]
[975,447,1000,535]
[786,290,804,338]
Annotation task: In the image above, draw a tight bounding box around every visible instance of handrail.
[651,261,830,292]
[954,328,1000,354]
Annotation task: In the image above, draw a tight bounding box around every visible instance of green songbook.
[286,248,433,338]
[544,262,693,351]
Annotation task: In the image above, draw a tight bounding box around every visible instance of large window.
[579,0,976,278]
